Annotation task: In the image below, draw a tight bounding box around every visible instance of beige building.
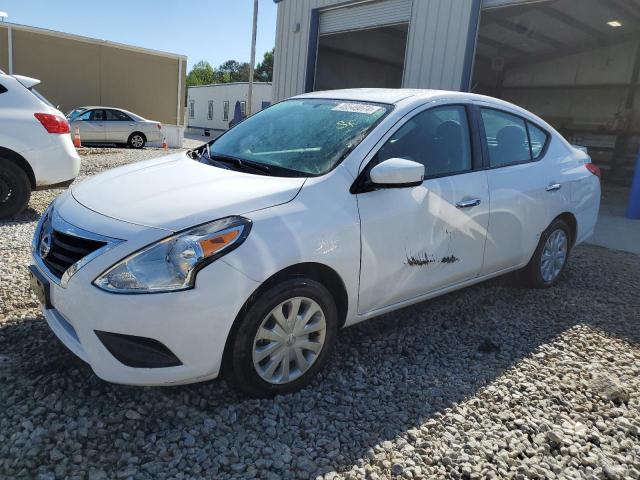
[0,22,187,128]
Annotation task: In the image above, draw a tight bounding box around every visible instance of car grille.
[42,230,106,279]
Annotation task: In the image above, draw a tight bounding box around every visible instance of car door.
[74,109,106,142]
[105,109,134,143]
[476,105,554,275]
[356,103,490,314]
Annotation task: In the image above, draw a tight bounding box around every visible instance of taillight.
[585,163,601,179]
[156,123,162,130]
[34,113,70,134]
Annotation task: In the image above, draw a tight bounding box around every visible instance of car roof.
[292,88,559,137]
[78,106,122,111]
[75,106,145,119]
[293,88,525,111]
[294,88,431,105]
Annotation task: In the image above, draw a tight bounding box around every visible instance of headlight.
[94,216,251,293]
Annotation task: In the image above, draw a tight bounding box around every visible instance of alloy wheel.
[252,296,326,385]
[540,229,568,282]
[131,135,144,148]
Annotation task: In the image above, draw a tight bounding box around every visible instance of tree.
[186,61,217,87]
[218,60,250,82]
[254,49,274,82]
[186,52,274,86]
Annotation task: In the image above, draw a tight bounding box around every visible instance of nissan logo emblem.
[39,233,52,259]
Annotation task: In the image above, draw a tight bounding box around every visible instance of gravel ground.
[1,146,639,479]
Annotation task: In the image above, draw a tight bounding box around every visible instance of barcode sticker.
[332,103,383,115]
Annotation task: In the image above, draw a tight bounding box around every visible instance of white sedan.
[30,89,601,396]
[67,107,163,149]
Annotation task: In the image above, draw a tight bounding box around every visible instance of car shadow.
[0,245,637,478]
[0,206,41,226]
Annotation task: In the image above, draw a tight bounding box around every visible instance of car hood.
[72,152,307,231]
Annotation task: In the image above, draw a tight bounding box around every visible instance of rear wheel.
[127,132,146,149]
[522,219,571,288]
[223,278,338,397]
[0,160,31,219]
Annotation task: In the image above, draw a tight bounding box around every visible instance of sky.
[0,0,278,70]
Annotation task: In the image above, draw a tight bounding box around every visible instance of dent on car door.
[356,104,490,314]
[478,107,555,275]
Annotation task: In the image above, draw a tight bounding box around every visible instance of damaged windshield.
[209,99,391,176]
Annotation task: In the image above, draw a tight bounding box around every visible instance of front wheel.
[223,278,338,397]
[0,160,31,219]
[127,133,146,149]
[522,219,571,288]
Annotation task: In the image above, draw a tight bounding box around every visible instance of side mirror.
[369,158,424,187]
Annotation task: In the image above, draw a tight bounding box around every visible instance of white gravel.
[0,145,638,479]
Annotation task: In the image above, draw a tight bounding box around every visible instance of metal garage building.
[273,0,640,185]
[273,0,482,100]
[0,22,187,133]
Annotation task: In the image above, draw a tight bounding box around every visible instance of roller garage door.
[314,0,412,91]
[319,0,413,34]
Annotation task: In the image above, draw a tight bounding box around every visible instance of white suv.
[0,70,80,218]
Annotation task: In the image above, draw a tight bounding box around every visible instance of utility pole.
[247,0,258,117]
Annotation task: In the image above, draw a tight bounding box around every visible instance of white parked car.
[30,89,601,396]
[67,107,163,149]
[0,70,80,218]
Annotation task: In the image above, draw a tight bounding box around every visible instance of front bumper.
[33,258,258,386]
[31,205,259,386]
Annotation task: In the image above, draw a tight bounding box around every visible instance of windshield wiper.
[210,154,272,175]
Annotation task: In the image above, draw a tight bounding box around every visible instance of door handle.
[546,183,562,192]
[456,198,481,209]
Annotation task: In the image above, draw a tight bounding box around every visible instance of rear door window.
[480,109,531,167]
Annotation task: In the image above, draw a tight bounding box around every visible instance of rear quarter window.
[0,83,7,94]
[528,122,549,159]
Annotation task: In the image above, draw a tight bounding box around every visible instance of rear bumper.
[27,134,80,187]
[35,178,75,191]
[147,130,163,142]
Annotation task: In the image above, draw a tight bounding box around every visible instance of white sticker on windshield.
[332,103,383,115]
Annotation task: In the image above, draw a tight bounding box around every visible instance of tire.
[0,160,31,219]
[127,132,146,149]
[223,278,338,397]
[522,218,572,288]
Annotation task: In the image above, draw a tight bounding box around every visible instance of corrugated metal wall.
[273,0,478,101]
[403,0,475,90]
[0,24,186,126]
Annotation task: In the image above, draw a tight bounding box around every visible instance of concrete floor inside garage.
[589,185,640,255]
